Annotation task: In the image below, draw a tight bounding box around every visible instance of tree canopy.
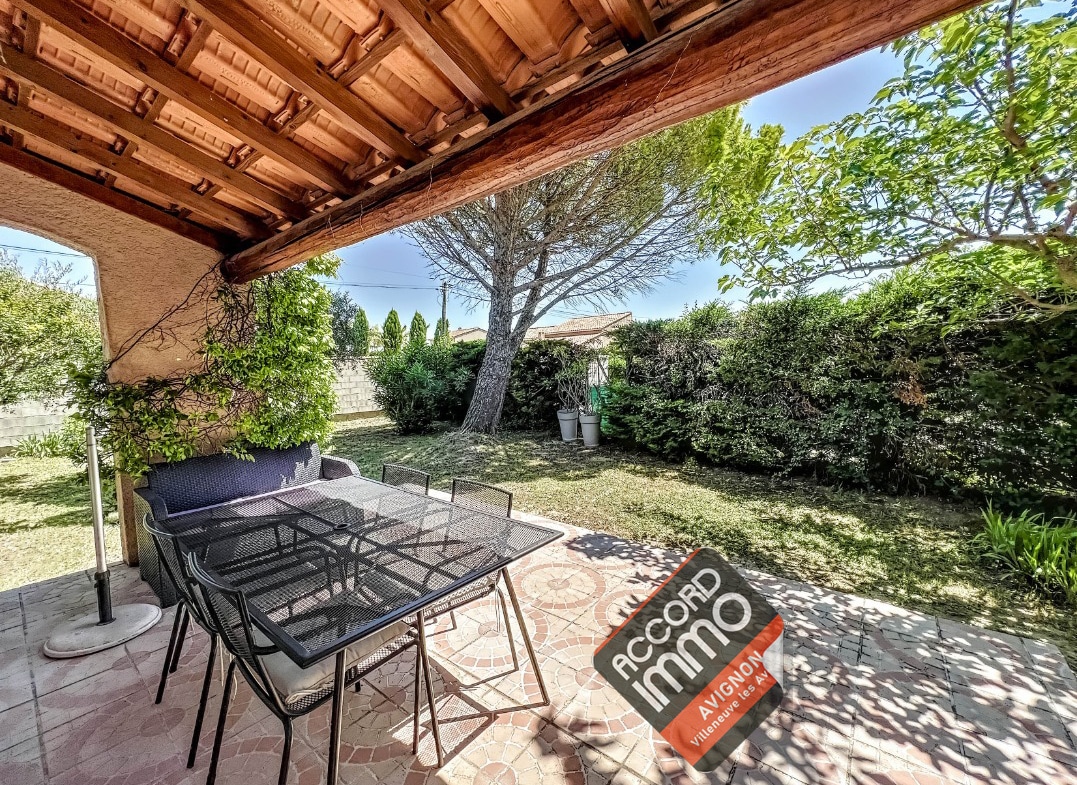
[403,105,781,432]
[0,252,100,408]
[328,289,372,359]
[705,0,1077,310]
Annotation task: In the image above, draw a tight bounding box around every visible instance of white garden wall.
[0,363,380,452]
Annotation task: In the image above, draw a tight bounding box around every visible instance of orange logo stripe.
[660,615,784,766]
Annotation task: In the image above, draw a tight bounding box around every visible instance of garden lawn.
[330,417,1077,666]
[0,455,122,592]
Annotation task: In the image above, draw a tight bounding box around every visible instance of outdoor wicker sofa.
[133,442,360,605]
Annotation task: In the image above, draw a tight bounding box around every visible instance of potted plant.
[579,393,602,447]
[555,372,583,442]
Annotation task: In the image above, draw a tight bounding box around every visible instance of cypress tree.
[383,309,405,353]
[351,307,370,357]
[433,316,451,347]
[408,311,428,348]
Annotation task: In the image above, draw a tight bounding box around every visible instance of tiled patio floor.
[2,515,1076,785]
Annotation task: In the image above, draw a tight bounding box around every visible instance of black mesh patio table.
[161,474,562,780]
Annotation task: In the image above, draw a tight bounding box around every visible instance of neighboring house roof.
[524,312,633,347]
[451,312,632,347]
[450,327,488,342]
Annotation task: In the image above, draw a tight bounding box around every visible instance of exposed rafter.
[376,0,517,117]
[0,46,305,220]
[0,100,272,237]
[224,0,983,281]
[11,0,354,196]
[338,30,406,87]
[598,0,659,47]
[0,142,229,249]
[176,0,425,164]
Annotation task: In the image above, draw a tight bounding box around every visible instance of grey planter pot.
[557,408,579,442]
[579,413,601,447]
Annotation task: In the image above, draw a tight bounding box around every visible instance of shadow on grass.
[329,418,1077,667]
[0,466,93,534]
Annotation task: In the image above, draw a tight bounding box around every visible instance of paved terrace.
[2,516,1076,785]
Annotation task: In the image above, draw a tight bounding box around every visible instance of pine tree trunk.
[461,291,521,433]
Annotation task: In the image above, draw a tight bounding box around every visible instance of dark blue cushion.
[145,442,322,514]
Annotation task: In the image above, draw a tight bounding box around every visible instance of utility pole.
[440,281,449,323]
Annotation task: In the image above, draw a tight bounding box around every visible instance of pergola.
[0,0,978,560]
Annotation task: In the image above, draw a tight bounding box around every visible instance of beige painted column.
[0,161,223,565]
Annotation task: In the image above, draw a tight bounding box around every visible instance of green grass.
[329,417,1077,666]
[3,418,1072,666]
[0,456,122,592]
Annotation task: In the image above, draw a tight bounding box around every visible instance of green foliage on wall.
[605,261,1076,509]
[68,256,339,477]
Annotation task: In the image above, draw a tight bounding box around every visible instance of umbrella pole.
[42,427,161,658]
[87,426,114,625]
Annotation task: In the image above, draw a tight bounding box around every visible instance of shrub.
[975,505,1077,607]
[605,261,1076,506]
[1,254,100,408]
[502,340,588,430]
[366,342,469,434]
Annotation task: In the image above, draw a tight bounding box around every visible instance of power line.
[0,243,90,258]
[320,279,441,291]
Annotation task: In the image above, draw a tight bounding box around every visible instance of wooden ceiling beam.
[0,100,271,238]
[598,0,659,46]
[0,142,229,250]
[176,0,424,165]
[338,30,406,87]
[224,0,983,282]
[376,0,517,117]
[12,0,354,196]
[0,46,306,220]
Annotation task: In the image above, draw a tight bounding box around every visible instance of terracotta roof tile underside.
[0,0,980,263]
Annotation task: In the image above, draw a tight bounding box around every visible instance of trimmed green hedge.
[605,263,1076,510]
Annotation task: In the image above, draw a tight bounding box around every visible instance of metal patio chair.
[451,478,513,518]
[381,463,431,495]
[424,479,519,669]
[142,518,221,770]
[186,554,426,785]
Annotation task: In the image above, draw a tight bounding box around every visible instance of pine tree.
[383,309,405,353]
[351,307,370,357]
[408,311,428,349]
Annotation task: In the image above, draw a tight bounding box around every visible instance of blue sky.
[0,45,904,330]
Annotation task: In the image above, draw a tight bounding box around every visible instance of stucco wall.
[0,160,224,562]
[0,162,223,385]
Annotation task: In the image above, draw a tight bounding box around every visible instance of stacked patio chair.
[142,519,222,770]
[381,463,431,494]
[186,554,427,785]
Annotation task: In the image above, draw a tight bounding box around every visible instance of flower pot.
[579,413,601,447]
[557,408,579,442]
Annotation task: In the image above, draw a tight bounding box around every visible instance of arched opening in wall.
[0,225,122,591]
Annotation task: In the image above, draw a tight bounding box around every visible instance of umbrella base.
[43,603,162,659]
